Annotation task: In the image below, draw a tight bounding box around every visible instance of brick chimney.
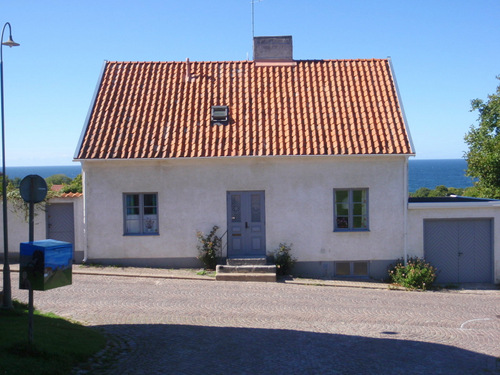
[253,36,296,66]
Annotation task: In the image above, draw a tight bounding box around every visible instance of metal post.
[0,22,19,310]
[29,179,34,242]
[28,280,34,345]
[1,24,10,310]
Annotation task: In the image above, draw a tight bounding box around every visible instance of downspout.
[403,156,409,265]
[82,164,88,263]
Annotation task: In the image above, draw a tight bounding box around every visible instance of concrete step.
[215,272,276,282]
[216,264,277,282]
[226,257,267,266]
[216,265,276,274]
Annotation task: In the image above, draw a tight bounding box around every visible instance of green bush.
[273,243,296,276]
[196,225,221,270]
[388,256,438,290]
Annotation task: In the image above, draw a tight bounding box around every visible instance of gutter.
[73,153,416,164]
[409,201,500,209]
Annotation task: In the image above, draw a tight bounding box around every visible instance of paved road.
[10,274,500,374]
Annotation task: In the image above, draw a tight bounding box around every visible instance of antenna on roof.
[251,0,263,39]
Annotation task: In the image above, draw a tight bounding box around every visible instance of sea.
[407,159,475,193]
[5,159,475,193]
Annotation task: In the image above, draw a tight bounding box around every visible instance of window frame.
[333,188,369,232]
[123,193,159,236]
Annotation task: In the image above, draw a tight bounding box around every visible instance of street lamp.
[1,22,20,310]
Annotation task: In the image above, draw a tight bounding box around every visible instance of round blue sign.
[19,174,48,203]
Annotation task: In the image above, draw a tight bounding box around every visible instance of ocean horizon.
[408,158,474,192]
[6,159,475,193]
[6,165,82,180]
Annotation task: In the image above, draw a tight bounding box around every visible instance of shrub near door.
[196,226,222,270]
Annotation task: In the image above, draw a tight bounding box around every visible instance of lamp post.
[1,22,20,310]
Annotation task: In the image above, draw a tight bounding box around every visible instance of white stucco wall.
[81,155,409,268]
[408,202,500,283]
[0,196,84,261]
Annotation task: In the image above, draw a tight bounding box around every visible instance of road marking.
[460,318,492,330]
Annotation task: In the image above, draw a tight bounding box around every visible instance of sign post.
[18,175,47,345]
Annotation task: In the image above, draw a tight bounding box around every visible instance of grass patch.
[0,300,106,375]
[195,269,216,277]
[78,262,120,269]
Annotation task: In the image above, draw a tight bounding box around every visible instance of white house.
[73,36,415,280]
[71,36,498,283]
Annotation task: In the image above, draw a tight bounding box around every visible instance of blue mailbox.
[19,239,73,291]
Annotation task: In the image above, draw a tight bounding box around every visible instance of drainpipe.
[82,165,88,263]
[403,156,409,265]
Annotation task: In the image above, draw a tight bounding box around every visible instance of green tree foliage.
[464,77,500,198]
[45,174,72,186]
[62,174,82,193]
[0,175,20,194]
[9,177,21,189]
[410,185,464,197]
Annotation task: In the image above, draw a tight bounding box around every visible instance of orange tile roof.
[50,184,82,197]
[76,59,413,159]
[51,184,64,192]
[59,192,83,198]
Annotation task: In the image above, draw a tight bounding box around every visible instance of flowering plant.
[273,243,296,276]
[196,225,222,270]
[387,256,438,290]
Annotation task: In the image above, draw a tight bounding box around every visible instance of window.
[124,193,158,235]
[334,189,368,231]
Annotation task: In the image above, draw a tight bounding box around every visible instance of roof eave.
[387,57,416,156]
[73,60,109,161]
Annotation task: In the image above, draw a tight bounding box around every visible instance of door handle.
[458,252,463,256]
[245,222,248,229]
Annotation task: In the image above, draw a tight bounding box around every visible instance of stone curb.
[6,263,390,289]
[6,264,496,292]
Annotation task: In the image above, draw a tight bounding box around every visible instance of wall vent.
[211,106,229,123]
[335,261,369,277]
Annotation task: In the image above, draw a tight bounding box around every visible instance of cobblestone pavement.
[7,271,500,374]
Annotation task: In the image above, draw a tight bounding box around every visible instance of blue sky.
[1,0,499,166]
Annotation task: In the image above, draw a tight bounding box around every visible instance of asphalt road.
[10,274,500,374]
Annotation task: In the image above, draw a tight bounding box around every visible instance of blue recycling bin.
[19,239,73,291]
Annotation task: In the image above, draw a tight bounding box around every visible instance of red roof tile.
[76,59,413,159]
[60,192,83,198]
[51,184,63,192]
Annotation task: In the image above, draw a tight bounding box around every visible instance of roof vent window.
[211,106,229,123]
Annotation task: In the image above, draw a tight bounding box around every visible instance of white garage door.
[424,219,493,283]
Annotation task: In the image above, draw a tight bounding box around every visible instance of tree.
[61,173,82,193]
[411,187,431,197]
[45,174,72,186]
[464,77,500,198]
[428,185,449,197]
[409,185,464,198]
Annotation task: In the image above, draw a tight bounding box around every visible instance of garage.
[423,218,493,284]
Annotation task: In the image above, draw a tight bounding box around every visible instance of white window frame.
[334,188,369,231]
[123,193,159,235]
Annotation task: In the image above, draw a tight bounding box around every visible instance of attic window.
[211,106,229,123]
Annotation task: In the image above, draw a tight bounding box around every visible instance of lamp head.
[2,37,19,48]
